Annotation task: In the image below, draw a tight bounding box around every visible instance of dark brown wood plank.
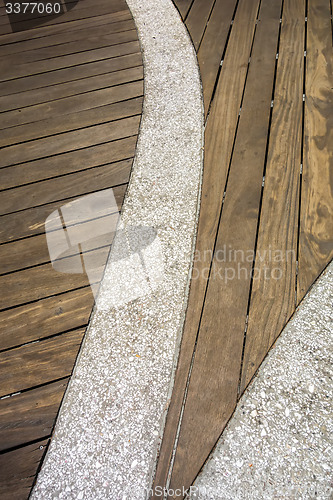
[153,0,261,492]
[197,0,237,115]
[0,52,142,95]
[0,329,84,396]
[0,379,68,451]
[297,0,333,302]
[0,135,138,188]
[185,0,215,50]
[0,439,49,500]
[165,0,283,494]
[0,216,116,275]
[0,288,93,350]
[0,246,110,309]
[173,0,193,19]
[0,80,143,129]
[0,18,135,56]
[240,0,305,392]
[0,184,126,243]
[0,115,140,169]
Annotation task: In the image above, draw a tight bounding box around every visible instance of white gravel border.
[31,1,204,499]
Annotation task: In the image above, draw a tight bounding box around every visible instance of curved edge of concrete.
[31,1,204,498]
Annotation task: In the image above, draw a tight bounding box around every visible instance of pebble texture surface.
[189,262,333,500]
[31,0,203,498]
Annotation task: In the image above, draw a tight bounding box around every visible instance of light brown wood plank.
[0,288,93,351]
[0,115,140,168]
[0,379,68,451]
[0,329,84,396]
[0,80,143,129]
[165,0,283,494]
[240,0,305,393]
[153,0,261,492]
[0,135,138,188]
[0,439,49,500]
[185,0,215,50]
[197,0,237,115]
[0,183,126,243]
[297,0,333,302]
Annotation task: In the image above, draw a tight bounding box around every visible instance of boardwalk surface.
[0,0,143,497]
[154,0,332,496]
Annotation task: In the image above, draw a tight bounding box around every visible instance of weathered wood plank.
[0,329,84,396]
[0,80,143,130]
[166,0,283,493]
[185,0,215,50]
[0,66,143,113]
[0,115,140,169]
[0,52,142,95]
[0,379,68,451]
[0,288,93,351]
[297,0,333,302]
[240,0,305,392]
[0,439,49,500]
[153,0,261,492]
[0,184,126,243]
[197,0,237,115]
[173,0,193,20]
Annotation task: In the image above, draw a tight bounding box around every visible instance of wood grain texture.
[0,379,68,451]
[197,0,237,115]
[0,439,49,500]
[0,329,84,396]
[297,0,333,302]
[167,0,283,494]
[173,0,193,19]
[153,0,261,493]
[240,0,305,392]
[0,288,93,351]
[185,0,215,50]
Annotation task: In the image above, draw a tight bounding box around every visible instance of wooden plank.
[0,80,143,129]
[185,0,215,50]
[0,439,49,500]
[197,0,237,115]
[0,52,142,95]
[0,18,135,56]
[0,183,126,243]
[0,329,84,395]
[0,28,139,77]
[173,0,193,19]
[0,39,140,81]
[0,215,116,275]
[297,0,333,302]
[240,0,305,392]
[0,246,109,309]
[0,65,142,114]
[166,0,283,493]
[0,135,138,188]
[0,379,68,451]
[1,158,131,215]
[0,288,93,351]
[153,0,261,492]
[0,9,131,45]
[0,115,140,168]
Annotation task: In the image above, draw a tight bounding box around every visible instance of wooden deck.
[0,0,143,497]
[154,0,332,496]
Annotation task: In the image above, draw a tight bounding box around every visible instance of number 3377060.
[5,3,61,14]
